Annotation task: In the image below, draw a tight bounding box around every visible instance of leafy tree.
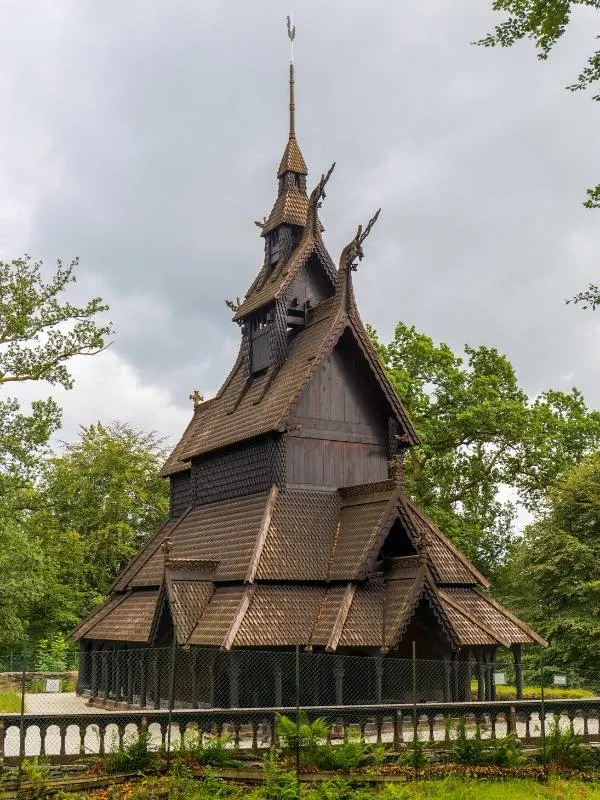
[369,321,600,572]
[0,255,112,650]
[496,451,600,676]
[0,255,112,487]
[22,422,169,644]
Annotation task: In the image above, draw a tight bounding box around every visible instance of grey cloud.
[1,0,599,410]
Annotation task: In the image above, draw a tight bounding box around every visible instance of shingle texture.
[234,586,325,647]
[169,580,214,644]
[277,137,308,177]
[439,588,541,646]
[256,489,340,581]
[187,586,246,646]
[167,492,270,581]
[80,591,159,642]
[262,189,309,236]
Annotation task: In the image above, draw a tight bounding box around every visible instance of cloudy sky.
[2,0,600,450]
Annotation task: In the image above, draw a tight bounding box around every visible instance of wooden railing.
[0,698,599,763]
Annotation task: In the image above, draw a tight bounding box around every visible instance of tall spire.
[287,15,296,139]
[261,16,308,238]
[289,61,296,139]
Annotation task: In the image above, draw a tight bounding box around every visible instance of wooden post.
[152,651,160,709]
[375,657,384,704]
[90,648,98,699]
[512,644,523,700]
[207,651,216,707]
[126,650,134,705]
[477,654,485,702]
[333,659,344,706]
[139,649,147,708]
[229,654,240,708]
[191,650,199,708]
[443,657,452,702]
[274,661,283,707]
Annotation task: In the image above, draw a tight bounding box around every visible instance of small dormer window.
[250,311,272,374]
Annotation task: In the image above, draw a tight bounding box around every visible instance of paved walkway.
[24,692,104,715]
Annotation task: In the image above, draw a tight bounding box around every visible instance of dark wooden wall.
[287,338,389,487]
[169,471,192,518]
[286,253,333,310]
[191,435,285,506]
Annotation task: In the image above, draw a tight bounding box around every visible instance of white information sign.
[493,672,507,685]
[44,678,61,693]
[553,674,568,687]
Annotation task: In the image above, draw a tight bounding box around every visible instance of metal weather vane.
[286,14,295,64]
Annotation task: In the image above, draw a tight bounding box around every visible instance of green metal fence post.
[166,637,177,766]
[295,645,301,795]
[412,641,418,779]
[540,651,547,773]
[16,642,27,797]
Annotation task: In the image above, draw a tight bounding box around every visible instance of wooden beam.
[245,486,279,584]
[222,585,256,651]
[326,583,356,652]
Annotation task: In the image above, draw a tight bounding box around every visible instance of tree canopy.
[0,254,113,651]
[370,321,600,573]
[0,255,112,490]
[496,451,600,676]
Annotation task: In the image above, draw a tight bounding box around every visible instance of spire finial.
[286,15,296,138]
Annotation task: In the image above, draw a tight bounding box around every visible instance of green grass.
[0,689,21,712]
[470,682,596,700]
[65,777,600,799]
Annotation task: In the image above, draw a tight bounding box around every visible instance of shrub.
[486,734,525,767]
[261,750,299,800]
[20,757,51,798]
[276,713,328,764]
[545,716,590,770]
[173,730,238,768]
[313,738,368,772]
[398,737,428,770]
[105,730,156,774]
[451,718,485,765]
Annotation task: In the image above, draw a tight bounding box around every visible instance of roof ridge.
[403,497,490,589]
[384,567,425,650]
[472,586,548,647]
[437,587,511,648]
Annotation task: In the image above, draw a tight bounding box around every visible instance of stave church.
[74,42,545,709]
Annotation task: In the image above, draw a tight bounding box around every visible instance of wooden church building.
[74,53,545,709]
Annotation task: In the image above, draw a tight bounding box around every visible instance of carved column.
[273,661,283,707]
[90,647,98,699]
[333,659,344,706]
[229,654,240,708]
[126,650,134,705]
[477,652,485,702]
[443,656,452,702]
[375,657,384,704]
[190,650,199,708]
[207,651,216,707]
[512,644,523,700]
[152,651,160,709]
[139,649,147,708]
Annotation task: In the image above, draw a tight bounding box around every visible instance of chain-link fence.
[1,643,600,785]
